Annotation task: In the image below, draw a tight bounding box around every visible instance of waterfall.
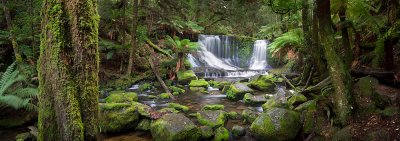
[249,40,269,70]
[187,54,200,67]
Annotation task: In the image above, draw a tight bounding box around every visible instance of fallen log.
[147,56,175,100]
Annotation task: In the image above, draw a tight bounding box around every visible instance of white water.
[187,54,200,67]
[249,40,269,70]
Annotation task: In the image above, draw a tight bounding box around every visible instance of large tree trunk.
[127,0,139,76]
[311,0,326,74]
[38,0,100,140]
[2,0,23,65]
[317,0,353,126]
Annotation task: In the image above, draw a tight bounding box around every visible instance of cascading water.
[189,34,270,78]
[249,40,269,70]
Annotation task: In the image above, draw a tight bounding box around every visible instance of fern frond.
[12,88,38,99]
[0,62,17,87]
[268,28,303,58]
[0,73,26,95]
[0,95,30,110]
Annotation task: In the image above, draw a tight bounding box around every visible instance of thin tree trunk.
[127,0,139,76]
[317,0,353,126]
[383,0,397,70]
[147,57,175,100]
[339,3,353,68]
[2,0,23,65]
[38,0,100,140]
[311,0,325,74]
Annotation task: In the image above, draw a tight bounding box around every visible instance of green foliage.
[268,28,303,58]
[165,36,199,55]
[0,62,37,110]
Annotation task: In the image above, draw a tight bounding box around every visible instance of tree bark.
[317,0,353,126]
[2,0,23,65]
[339,2,353,68]
[311,0,325,74]
[38,0,100,140]
[127,0,139,76]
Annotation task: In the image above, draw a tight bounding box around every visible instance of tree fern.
[0,62,38,111]
[268,28,304,58]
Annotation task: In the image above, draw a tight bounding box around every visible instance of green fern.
[0,62,38,110]
[268,28,304,58]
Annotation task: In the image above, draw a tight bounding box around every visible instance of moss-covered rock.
[214,127,229,141]
[189,79,209,88]
[226,83,254,100]
[170,86,186,94]
[158,108,180,113]
[248,74,277,92]
[232,125,246,138]
[262,99,288,111]
[139,83,152,91]
[199,126,214,139]
[150,113,201,141]
[177,70,198,84]
[332,126,356,141]
[203,104,225,110]
[353,76,379,115]
[136,119,152,131]
[226,111,239,120]
[288,94,307,106]
[195,110,227,128]
[250,108,301,141]
[159,93,170,99]
[189,87,209,94]
[243,93,267,105]
[168,103,190,112]
[105,91,138,103]
[242,109,259,123]
[132,102,152,118]
[99,103,140,133]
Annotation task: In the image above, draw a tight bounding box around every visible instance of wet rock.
[105,91,138,103]
[159,93,170,99]
[226,83,254,100]
[287,93,307,106]
[226,111,239,120]
[214,127,229,141]
[99,103,140,133]
[189,79,209,88]
[139,83,152,91]
[248,74,277,92]
[158,108,179,113]
[168,103,190,112]
[170,86,186,94]
[203,104,225,110]
[136,119,151,131]
[177,70,198,84]
[150,113,201,141]
[250,108,301,141]
[243,93,267,105]
[262,98,288,111]
[195,110,227,128]
[232,125,246,138]
[242,109,259,123]
[199,126,214,139]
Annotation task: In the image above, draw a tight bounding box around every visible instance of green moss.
[105,91,138,103]
[248,74,277,92]
[136,119,152,131]
[214,127,229,141]
[332,126,354,141]
[131,102,152,118]
[203,104,225,110]
[99,103,140,133]
[177,70,198,84]
[199,126,213,139]
[159,93,170,99]
[139,83,152,91]
[226,111,239,120]
[99,103,130,110]
[168,103,190,112]
[262,99,287,111]
[196,110,227,128]
[189,79,209,88]
[158,108,180,113]
[226,83,254,100]
[172,92,180,95]
[170,86,186,94]
[288,94,307,106]
[15,132,32,141]
[150,113,201,141]
[242,109,258,123]
[232,125,246,138]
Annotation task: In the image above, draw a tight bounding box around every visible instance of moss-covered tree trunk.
[339,2,353,68]
[127,0,139,76]
[317,0,353,126]
[38,0,100,140]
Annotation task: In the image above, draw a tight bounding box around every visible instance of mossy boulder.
[159,93,170,99]
[195,110,227,128]
[139,83,152,91]
[243,93,267,105]
[158,108,180,113]
[214,127,230,141]
[199,126,214,139]
[136,119,152,131]
[288,94,307,106]
[132,102,152,118]
[99,103,140,133]
[170,86,186,94]
[262,99,288,111]
[250,108,301,141]
[150,113,201,141]
[242,109,259,123]
[226,111,239,120]
[203,104,225,110]
[208,80,230,90]
[189,79,209,88]
[177,70,198,84]
[226,83,254,100]
[353,76,380,115]
[248,74,277,92]
[232,125,246,138]
[168,103,190,112]
[105,91,138,103]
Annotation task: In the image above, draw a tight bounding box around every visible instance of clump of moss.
[177,70,198,84]
[159,93,170,99]
[195,110,227,128]
[105,91,138,103]
[189,79,209,88]
[139,83,152,91]
[226,111,239,120]
[168,103,190,112]
[203,104,225,110]
[214,127,229,141]
[170,86,186,94]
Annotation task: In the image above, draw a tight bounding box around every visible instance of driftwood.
[147,57,175,100]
